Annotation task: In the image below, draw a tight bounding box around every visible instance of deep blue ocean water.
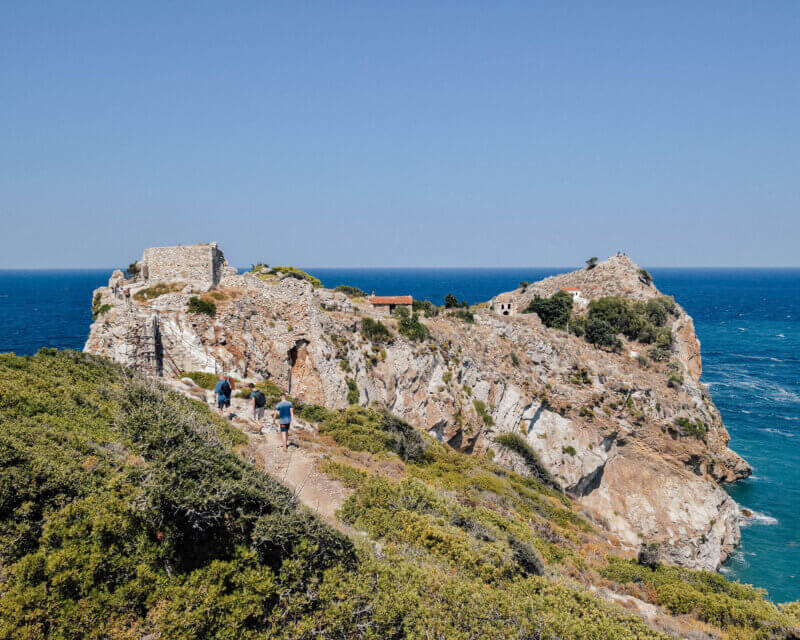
[1,267,799,601]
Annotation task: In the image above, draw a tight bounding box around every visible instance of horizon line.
[3,265,800,271]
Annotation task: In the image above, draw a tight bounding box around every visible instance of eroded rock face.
[85,253,750,570]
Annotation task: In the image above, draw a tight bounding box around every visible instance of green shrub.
[495,432,562,491]
[649,345,671,362]
[562,445,577,456]
[473,399,494,426]
[0,351,354,638]
[92,303,112,319]
[675,417,707,439]
[585,256,598,269]
[444,293,459,308]
[600,557,799,634]
[318,460,369,488]
[300,404,429,463]
[334,284,366,297]
[413,299,439,317]
[638,268,653,285]
[133,282,184,301]
[269,266,322,287]
[187,296,216,315]
[181,370,220,389]
[393,307,430,342]
[569,316,587,337]
[361,317,392,342]
[523,290,573,329]
[347,378,359,405]
[448,308,475,323]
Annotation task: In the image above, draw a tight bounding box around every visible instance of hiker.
[249,383,267,427]
[214,374,231,416]
[124,288,131,305]
[273,393,293,452]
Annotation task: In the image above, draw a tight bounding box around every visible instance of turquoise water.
[1,267,798,601]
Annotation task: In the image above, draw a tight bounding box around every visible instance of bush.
[92,303,111,319]
[346,378,359,405]
[187,296,216,315]
[133,282,185,301]
[269,266,322,287]
[334,284,366,297]
[0,351,354,638]
[495,432,562,491]
[600,557,797,634]
[586,257,598,269]
[448,308,475,323]
[675,417,707,439]
[300,404,429,463]
[638,268,653,285]
[361,317,392,342]
[585,317,621,350]
[587,296,675,349]
[523,291,573,329]
[569,316,586,337]
[473,399,494,426]
[126,261,140,278]
[649,345,671,362]
[181,370,220,389]
[393,307,430,342]
[413,299,439,317]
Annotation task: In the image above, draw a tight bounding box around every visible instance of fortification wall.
[141,243,231,289]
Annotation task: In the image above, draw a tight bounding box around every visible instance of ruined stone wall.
[141,243,230,290]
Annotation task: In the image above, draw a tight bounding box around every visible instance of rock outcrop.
[85,250,750,570]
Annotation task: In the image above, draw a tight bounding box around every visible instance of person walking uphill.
[274,393,293,452]
[249,383,267,427]
[214,374,231,417]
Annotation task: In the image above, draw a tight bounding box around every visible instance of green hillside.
[1,350,798,639]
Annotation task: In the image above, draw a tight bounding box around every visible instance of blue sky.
[1,2,798,268]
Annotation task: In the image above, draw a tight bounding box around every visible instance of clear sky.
[1,2,798,268]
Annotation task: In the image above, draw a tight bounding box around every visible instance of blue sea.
[1,267,799,601]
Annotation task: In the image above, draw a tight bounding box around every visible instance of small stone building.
[491,294,517,316]
[140,242,236,290]
[369,295,413,316]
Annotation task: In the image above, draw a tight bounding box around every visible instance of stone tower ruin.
[139,242,236,290]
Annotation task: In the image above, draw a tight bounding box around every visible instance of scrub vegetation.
[2,350,798,639]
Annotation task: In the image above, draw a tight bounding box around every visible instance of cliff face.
[85,254,750,570]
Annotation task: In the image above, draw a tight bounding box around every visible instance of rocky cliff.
[85,252,750,570]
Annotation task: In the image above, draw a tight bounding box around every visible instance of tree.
[519,281,530,291]
[126,262,140,278]
[638,268,653,286]
[585,257,598,270]
[585,317,621,350]
[523,291,573,329]
[444,293,459,309]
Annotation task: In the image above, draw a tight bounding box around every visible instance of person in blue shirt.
[273,393,293,452]
[213,374,231,416]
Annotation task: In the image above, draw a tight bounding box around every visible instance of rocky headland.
[85,245,751,570]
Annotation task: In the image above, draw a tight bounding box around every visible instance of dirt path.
[165,379,352,524]
[244,424,351,523]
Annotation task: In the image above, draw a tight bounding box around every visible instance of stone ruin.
[139,242,236,290]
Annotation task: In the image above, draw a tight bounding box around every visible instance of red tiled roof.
[560,287,581,292]
[369,295,413,305]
